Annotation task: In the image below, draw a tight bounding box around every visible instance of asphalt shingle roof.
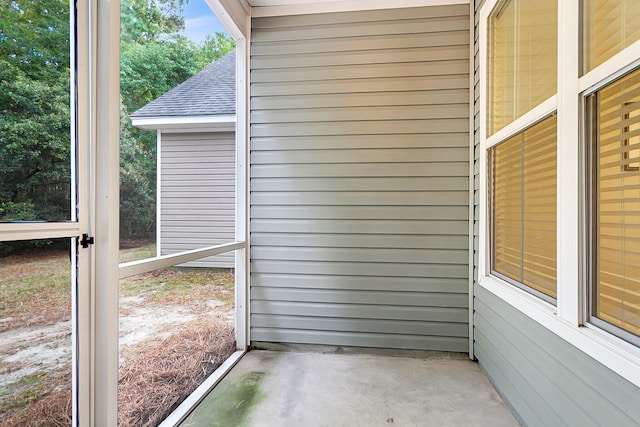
[131,50,236,118]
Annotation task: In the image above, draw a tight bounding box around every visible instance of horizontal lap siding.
[160,132,235,268]
[250,5,470,351]
[475,287,640,426]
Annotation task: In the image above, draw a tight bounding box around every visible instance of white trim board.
[156,130,162,261]
[131,115,236,132]
[119,242,246,279]
[0,222,81,242]
[207,0,251,39]
[251,0,469,18]
[234,36,251,351]
[467,0,475,360]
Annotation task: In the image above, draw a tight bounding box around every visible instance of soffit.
[247,0,469,17]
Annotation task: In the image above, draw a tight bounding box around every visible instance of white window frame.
[480,0,559,302]
[478,0,640,388]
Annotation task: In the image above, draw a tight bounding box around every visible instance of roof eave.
[131,114,236,132]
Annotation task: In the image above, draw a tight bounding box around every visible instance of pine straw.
[1,321,235,427]
[118,321,236,427]
[1,381,72,427]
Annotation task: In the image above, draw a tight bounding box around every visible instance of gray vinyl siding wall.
[472,1,640,425]
[160,131,235,268]
[475,287,640,427]
[250,5,470,351]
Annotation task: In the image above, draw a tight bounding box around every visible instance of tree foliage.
[121,0,186,45]
[0,0,71,223]
[119,0,235,240]
[0,0,235,245]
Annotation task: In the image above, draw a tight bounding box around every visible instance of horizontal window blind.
[521,118,557,295]
[487,0,557,135]
[493,132,523,281]
[594,67,640,337]
[583,0,640,74]
[492,115,557,298]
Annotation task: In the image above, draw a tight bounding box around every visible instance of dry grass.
[0,249,71,332]
[120,268,235,307]
[1,246,236,426]
[1,373,72,427]
[1,322,235,427]
[118,321,236,427]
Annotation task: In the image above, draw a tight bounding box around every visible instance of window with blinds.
[583,0,640,75]
[487,0,557,135]
[491,115,557,299]
[590,66,640,339]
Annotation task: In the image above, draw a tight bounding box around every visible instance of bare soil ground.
[0,249,236,426]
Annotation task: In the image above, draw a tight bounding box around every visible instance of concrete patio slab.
[179,346,519,427]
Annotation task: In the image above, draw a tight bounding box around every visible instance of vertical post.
[210,0,253,352]
[467,1,476,360]
[235,34,250,350]
[156,130,162,257]
[557,0,581,325]
[93,0,121,424]
[72,0,85,424]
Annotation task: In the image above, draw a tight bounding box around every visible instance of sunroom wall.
[249,4,471,351]
[472,1,640,425]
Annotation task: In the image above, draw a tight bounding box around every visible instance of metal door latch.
[80,233,94,248]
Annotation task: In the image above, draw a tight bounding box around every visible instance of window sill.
[477,274,640,388]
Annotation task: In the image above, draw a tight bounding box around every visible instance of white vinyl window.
[484,0,558,301]
[479,0,640,387]
[487,0,557,135]
[585,36,640,346]
[490,114,557,301]
[582,0,640,347]
[582,0,640,75]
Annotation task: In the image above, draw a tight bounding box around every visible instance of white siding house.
[131,51,236,268]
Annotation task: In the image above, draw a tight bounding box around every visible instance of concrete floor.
[180,346,519,427]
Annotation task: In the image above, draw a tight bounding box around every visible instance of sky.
[181,1,229,43]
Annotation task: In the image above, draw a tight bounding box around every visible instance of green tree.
[0,0,71,223]
[0,0,235,243]
[194,32,236,71]
[121,0,186,45]
[119,0,235,240]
